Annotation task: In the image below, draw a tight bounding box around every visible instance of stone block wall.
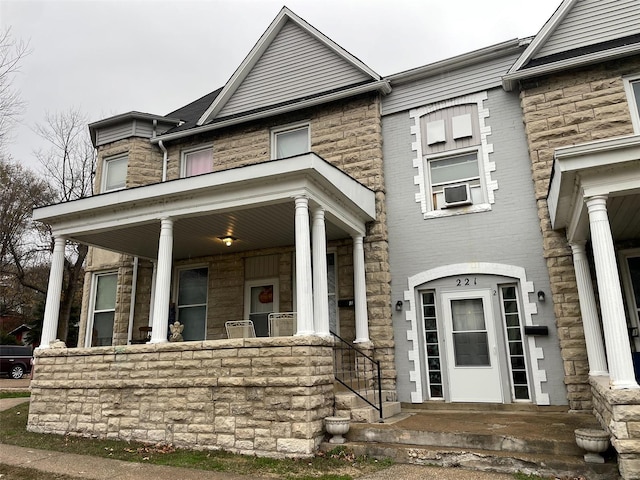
[28,337,334,457]
[591,376,640,479]
[519,57,640,410]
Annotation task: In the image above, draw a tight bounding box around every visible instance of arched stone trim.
[403,262,549,405]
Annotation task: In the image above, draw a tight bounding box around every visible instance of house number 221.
[456,277,477,286]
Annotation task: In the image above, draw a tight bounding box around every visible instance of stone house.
[28,0,640,476]
[30,7,393,457]
[503,0,640,476]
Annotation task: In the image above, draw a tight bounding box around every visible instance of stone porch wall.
[28,337,334,457]
[519,57,640,410]
[591,376,640,479]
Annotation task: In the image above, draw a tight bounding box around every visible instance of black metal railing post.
[331,331,383,422]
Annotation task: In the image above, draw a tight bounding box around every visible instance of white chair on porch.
[268,312,297,337]
[225,320,256,339]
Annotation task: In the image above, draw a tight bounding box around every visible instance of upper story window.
[181,146,213,177]
[103,155,128,192]
[624,76,640,133]
[271,123,310,159]
[410,92,496,219]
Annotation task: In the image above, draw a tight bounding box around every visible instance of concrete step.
[322,441,620,480]
[348,416,582,456]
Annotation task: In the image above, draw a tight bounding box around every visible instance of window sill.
[423,203,491,220]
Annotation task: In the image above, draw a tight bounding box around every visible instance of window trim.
[180,144,214,178]
[101,154,128,192]
[270,122,310,160]
[410,92,496,219]
[619,248,640,351]
[623,75,640,134]
[85,270,118,347]
[174,264,209,341]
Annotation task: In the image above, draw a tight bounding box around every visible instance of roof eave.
[152,80,391,145]
[502,42,640,91]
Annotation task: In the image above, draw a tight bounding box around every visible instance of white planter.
[325,416,350,444]
[575,428,610,464]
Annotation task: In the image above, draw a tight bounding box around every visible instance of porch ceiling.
[32,154,376,261]
[548,135,640,243]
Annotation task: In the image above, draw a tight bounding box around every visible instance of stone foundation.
[28,336,334,458]
[591,375,640,479]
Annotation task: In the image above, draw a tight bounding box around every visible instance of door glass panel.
[177,267,208,341]
[451,298,490,366]
[250,285,274,337]
[421,291,443,398]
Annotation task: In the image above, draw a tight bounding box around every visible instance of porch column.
[40,236,66,349]
[312,207,330,337]
[295,196,314,335]
[352,235,370,343]
[570,242,608,376]
[586,196,638,388]
[150,218,173,343]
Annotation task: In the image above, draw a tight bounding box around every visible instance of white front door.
[442,290,502,402]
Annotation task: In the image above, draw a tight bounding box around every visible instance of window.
[624,76,640,133]
[499,285,530,400]
[421,291,443,399]
[102,155,128,192]
[272,123,309,159]
[176,267,208,341]
[327,252,338,334]
[410,92,496,218]
[87,272,117,347]
[181,146,213,177]
[428,150,482,210]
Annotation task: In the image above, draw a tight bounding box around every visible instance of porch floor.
[331,404,620,479]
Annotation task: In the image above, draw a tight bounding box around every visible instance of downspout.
[126,257,139,344]
[158,140,168,182]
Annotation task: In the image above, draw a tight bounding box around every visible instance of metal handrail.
[331,331,383,422]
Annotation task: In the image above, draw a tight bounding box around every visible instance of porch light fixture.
[395,300,403,312]
[537,290,546,302]
[218,236,237,247]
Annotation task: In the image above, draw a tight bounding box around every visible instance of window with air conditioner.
[410,92,496,218]
[427,149,483,210]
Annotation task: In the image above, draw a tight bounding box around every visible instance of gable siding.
[96,123,135,146]
[382,52,519,116]
[535,0,640,59]
[218,20,371,118]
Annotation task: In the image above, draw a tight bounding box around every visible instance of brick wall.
[519,57,640,410]
[29,337,334,457]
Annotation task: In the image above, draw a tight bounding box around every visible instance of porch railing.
[331,331,383,422]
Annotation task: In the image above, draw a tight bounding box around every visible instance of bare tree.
[33,108,96,342]
[0,28,30,151]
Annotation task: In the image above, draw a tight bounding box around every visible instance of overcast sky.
[2,0,562,170]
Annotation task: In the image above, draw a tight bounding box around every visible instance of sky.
[1,0,562,171]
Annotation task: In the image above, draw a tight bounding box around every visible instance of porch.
[548,134,640,479]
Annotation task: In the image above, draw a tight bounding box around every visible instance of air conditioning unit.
[442,183,472,208]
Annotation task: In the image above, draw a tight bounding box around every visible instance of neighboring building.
[28,0,640,477]
[503,0,640,476]
[30,7,393,457]
[382,39,566,407]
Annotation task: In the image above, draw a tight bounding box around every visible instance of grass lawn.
[0,403,392,479]
[0,391,31,399]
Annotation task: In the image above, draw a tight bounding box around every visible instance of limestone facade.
[81,92,395,389]
[519,57,640,411]
[28,337,334,457]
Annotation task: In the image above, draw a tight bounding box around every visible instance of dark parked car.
[0,345,33,379]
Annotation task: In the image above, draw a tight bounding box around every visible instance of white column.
[353,235,370,343]
[295,196,314,335]
[570,242,608,376]
[40,236,66,349]
[312,207,330,337]
[586,196,638,389]
[150,218,173,343]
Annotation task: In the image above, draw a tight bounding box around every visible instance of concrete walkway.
[0,384,515,480]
